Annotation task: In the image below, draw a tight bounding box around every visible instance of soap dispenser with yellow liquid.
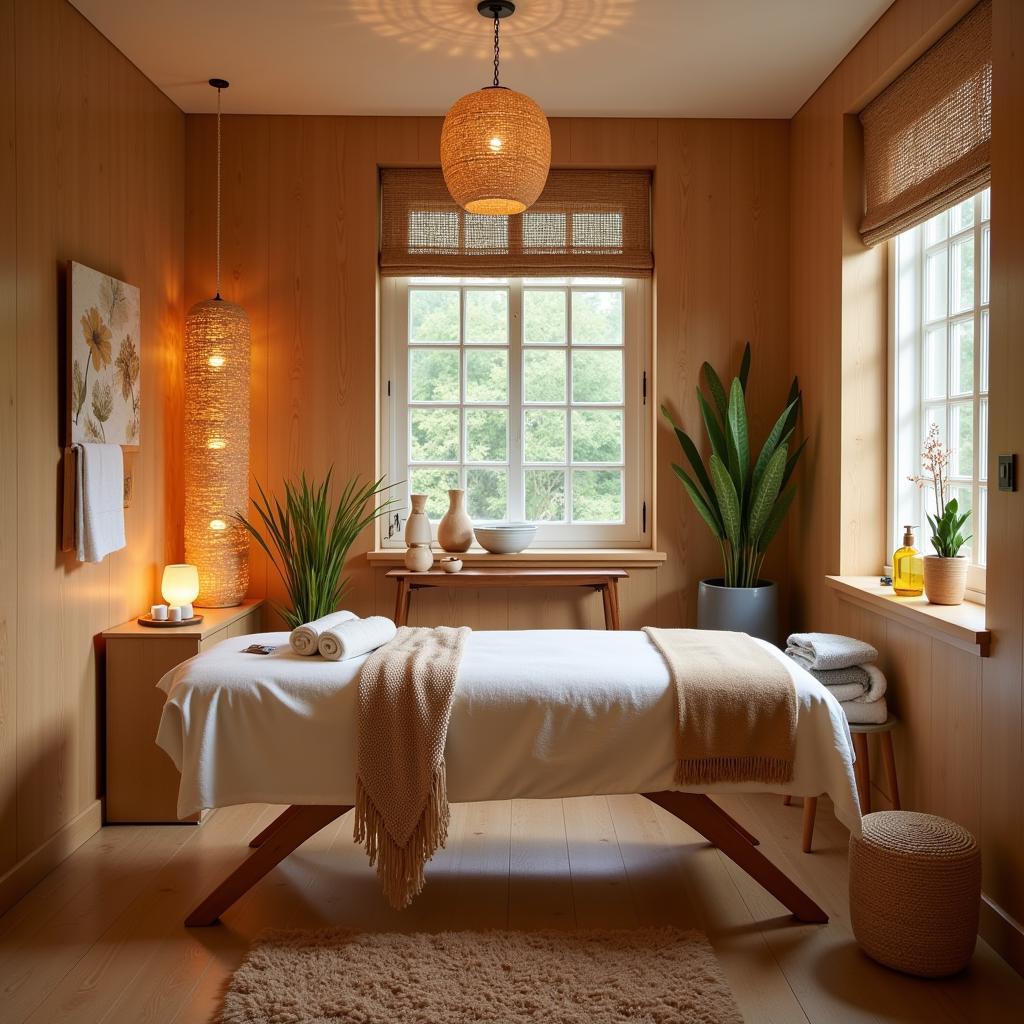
[893,525,924,597]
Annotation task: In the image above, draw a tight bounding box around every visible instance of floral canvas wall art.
[67,261,141,447]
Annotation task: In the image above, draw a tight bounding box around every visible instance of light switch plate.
[998,454,1016,492]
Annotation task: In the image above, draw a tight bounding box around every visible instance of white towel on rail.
[319,616,397,662]
[289,611,359,656]
[75,443,125,563]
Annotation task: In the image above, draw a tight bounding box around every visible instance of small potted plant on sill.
[911,423,972,606]
[235,470,396,628]
[662,343,805,644]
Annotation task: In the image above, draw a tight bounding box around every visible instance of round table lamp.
[162,564,200,607]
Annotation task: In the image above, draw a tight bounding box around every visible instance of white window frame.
[380,275,652,549]
[889,189,989,599]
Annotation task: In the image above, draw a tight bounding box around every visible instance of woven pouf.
[849,811,980,977]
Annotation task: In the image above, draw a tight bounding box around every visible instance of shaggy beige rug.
[219,927,742,1024]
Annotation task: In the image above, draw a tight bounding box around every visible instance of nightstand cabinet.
[103,600,264,823]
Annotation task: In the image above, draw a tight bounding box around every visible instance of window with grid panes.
[891,189,989,594]
[381,277,650,548]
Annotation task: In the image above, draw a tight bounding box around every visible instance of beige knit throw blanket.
[354,625,469,909]
[643,628,797,786]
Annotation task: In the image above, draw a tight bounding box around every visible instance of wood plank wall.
[0,0,184,910]
[789,0,1024,971]
[183,116,792,633]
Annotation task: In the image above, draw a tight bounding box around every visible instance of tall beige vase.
[922,555,968,605]
[404,493,434,572]
[438,488,473,553]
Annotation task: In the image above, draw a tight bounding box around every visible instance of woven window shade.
[859,0,991,247]
[380,168,652,277]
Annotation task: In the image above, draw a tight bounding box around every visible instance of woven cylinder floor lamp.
[440,1,550,215]
[184,79,250,607]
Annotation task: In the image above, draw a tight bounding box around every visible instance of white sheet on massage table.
[156,629,862,834]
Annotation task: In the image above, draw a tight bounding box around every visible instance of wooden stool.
[786,715,900,853]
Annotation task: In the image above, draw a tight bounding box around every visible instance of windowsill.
[367,548,667,568]
[825,575,990,657]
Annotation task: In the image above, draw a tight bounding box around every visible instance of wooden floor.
[1,794,1021,1023]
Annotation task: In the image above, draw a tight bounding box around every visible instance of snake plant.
[662,344,805,588]
[235,470,397,629]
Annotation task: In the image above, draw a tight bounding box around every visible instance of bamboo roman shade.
[380,168,652,276]
[859,0,991,247]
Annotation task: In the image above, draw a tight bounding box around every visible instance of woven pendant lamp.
[184,79,251,607]
[441,1,550,215]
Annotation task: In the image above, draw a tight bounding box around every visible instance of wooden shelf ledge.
[826,576,990,657]
[366,549,666,569]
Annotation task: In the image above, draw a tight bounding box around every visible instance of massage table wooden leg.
[644,792,828,924]
[186,804,350,926]
[249,805,303,848]
[711,799,760,846]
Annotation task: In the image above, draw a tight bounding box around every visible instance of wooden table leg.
[249,805,301,848]
[605,577,621,630]
[852,732,871,814]
[644,791,827,923]
[880,731,901,810]
[394,578,411,627]
[801,796,818,853]
[600,584,613,629]
[186,805,350,926]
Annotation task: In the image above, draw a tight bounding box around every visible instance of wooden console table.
[386,567,628,630]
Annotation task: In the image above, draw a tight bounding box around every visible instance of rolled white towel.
[319,616,397,662]
[786,632,878,671]
[841,695,888,726]
[848,663,887,704]
[290,610,359,656]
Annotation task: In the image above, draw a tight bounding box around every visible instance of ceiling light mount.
[208,77,230,90]
[477,1,515,18]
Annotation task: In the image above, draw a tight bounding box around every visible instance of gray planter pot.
[697,579,780,646]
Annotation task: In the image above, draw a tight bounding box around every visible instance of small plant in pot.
[235,470,396,628]
[911,423,971,606]
[662,344,805,644]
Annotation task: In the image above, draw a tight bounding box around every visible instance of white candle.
[167,606,182,622]
[180,603,194,620]
[151,604,168,621]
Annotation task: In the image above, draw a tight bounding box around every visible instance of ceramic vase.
[405,494,432,545]
[438,489,473,553]
[923,555,968,605]
[404,494,434,572]
[405,544,434,572]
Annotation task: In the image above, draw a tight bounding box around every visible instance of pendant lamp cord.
[215,84,223,300]
[492,13,500,87]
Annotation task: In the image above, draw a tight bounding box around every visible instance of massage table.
[156,629,862,927]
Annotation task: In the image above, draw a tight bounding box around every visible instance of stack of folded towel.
[785,632,888,725]
[289,611,397,661]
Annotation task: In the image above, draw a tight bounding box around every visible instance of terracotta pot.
[437,489,473,552]
[923,555,968,605]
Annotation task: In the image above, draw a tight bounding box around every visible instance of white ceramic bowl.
[474,523,537,555]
